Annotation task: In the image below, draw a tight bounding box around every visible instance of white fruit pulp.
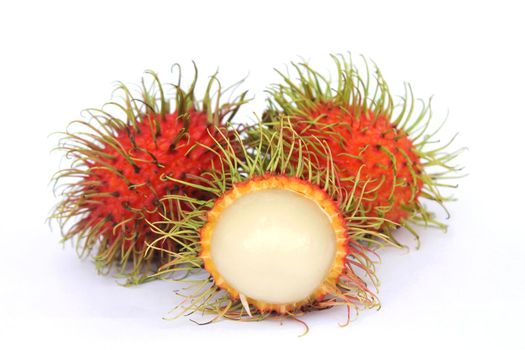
[211,188,337,305]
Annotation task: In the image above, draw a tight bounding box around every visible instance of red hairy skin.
[83,110,221,253]
[51,69,247,282]
[294,102,423,224]
[267,55,462,245]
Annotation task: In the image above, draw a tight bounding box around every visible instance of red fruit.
[295,102,423,224]
[51,68,246,281]
[267,55,462,244]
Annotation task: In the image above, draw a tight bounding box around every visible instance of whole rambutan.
[148,118,382,330]
[51,65,247,282]
[265,55,462,245]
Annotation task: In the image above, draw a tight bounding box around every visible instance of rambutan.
[148,118,381,328]
[51,65,247,282]
[265,55,463,245]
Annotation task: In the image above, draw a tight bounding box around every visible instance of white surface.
[211,189,336,304]
[0,0,524,349]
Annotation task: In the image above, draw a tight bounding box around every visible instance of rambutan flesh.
[51,66,247,282]
[148,118,380,326]
[201,175,348,315]
[266,55,463,245]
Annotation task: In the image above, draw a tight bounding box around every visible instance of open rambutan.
[265,55,463,245]
[148,118,381,328]
[50,65,247,282]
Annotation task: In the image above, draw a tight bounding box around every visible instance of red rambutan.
[266,55,463,245]
[51,65,247,282]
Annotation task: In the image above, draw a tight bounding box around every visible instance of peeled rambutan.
[265,55,462,245]
[51,65,247,282]
[148,118,381,329]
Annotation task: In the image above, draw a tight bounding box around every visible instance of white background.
[1,0,524,348]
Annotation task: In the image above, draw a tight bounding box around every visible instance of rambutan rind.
[264,54,464,246]
[50,64,247,283]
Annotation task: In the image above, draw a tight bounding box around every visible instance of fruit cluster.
[51,54,461,329]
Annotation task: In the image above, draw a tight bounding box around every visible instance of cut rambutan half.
[201,175,348,314]
[50,65,247,282]
[149,118,380,325]
[265,55,463,245]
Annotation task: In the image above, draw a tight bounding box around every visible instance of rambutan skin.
[81,110,223,252]
[51,69,247,281]
[297,102,424,224]
[266,55,462,242]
